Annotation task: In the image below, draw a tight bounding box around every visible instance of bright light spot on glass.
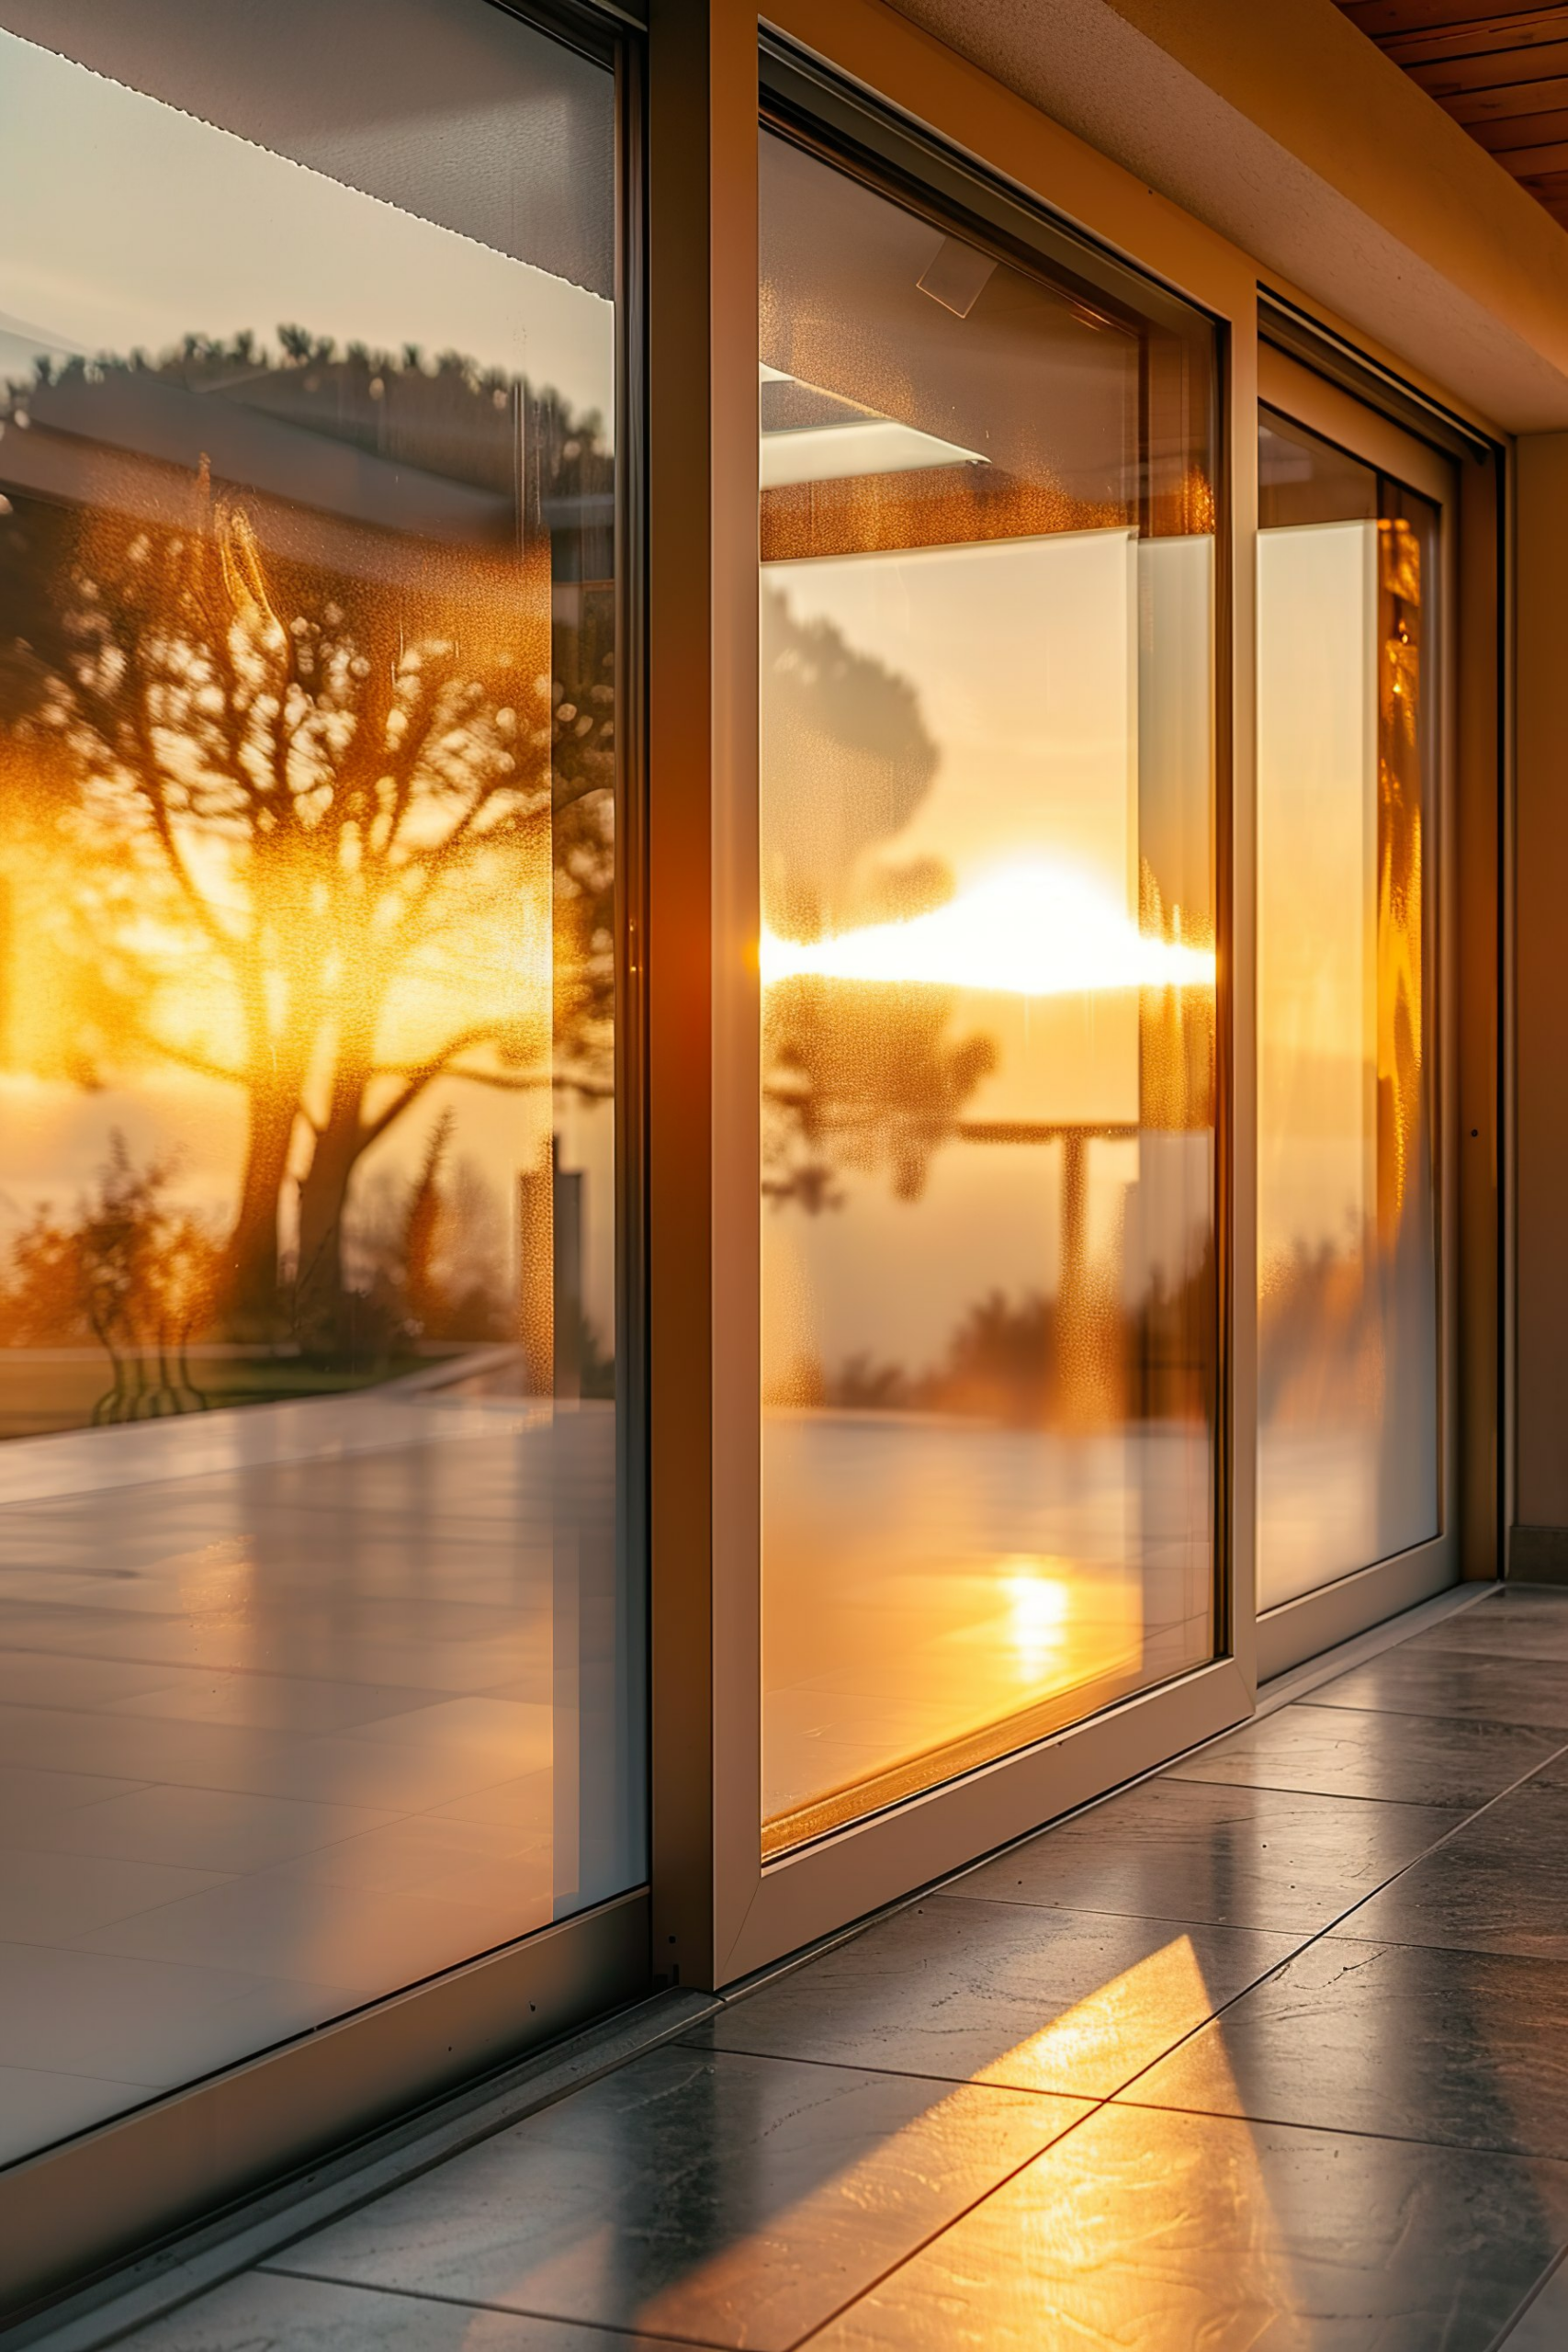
[760,865,1215,998]
[1002,1556,1071,1672]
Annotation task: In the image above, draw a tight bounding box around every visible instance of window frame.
[649,0,1261,1993]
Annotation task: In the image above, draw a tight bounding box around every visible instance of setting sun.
[760,863,1216,998]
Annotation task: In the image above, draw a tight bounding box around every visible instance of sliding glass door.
[757,121,1220,1855]
[0,0,641,2174]
[1256,374,1452,1623]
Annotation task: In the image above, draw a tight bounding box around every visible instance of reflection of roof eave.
[761,417,987,490]
[13,372,513,547]
[0,424,514,597]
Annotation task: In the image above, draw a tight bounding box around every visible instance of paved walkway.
[124,1585,1568,2350]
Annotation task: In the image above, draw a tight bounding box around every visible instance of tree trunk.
[223,925,316,1337]
[293,1076,370,1363]
[224,1079,299,1332]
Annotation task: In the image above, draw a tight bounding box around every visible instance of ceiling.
[1337,2,1568,228]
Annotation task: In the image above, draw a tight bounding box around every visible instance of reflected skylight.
[760,360,987,487]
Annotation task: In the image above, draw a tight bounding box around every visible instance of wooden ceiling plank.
[1385,17,1568,67]
[1336,0,1568,227]
[1347,2,1567,38]
[1442,72,1568,118]
[1482,130,1568,161]
[1466,100,1568,141]
[1408,37,1568,91]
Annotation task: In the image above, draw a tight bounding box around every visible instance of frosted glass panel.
[759,128,1218,1854]
[1257,413,1440,1610]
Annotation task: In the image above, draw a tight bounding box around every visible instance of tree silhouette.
[760,584,995,1209]
[2,1133,223,1420]
[0,333,615,1359]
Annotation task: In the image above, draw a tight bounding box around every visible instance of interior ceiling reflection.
[0,0,615,295]
[761,128,1141,516]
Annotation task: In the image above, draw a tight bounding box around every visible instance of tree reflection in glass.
[0,337,614,1425]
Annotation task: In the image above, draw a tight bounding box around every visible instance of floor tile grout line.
[254,2265,732,2351]
[667,2035,1106,2098]
[1104,2086,1568,2166]
[1294,1695,1568,1731]
[926,1887,1357,1933]
[908,1713,1568,2144]
[773,2083,1124,2352]
[1306,1726,1568,1916]
[1158,1776,1502,1810]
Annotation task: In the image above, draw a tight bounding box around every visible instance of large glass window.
[1257,409,1441,1608]
[0,0,638,2168]
[758,127,1218,1854]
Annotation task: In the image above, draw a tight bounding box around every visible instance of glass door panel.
[758,126,1219,1854]
[1257,409,1441,1609]
[0,0,640,2168]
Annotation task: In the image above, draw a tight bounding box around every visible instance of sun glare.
[760,864,1215,998]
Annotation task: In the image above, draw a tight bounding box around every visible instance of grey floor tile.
[1508,1748,1568,1795]
[694,1896,1301,2098]
[954,1776,1454,1933]
[125,2273,669,2351]
[1330,1782,1568,1959]
[276,2041,1089,2352]
[1412,1591,1568,1666]
[1122,1934,1568,2155]
[1168,1701,1562,1809]
[1303,1645,1568,1730]
[806,2105,1568,2351]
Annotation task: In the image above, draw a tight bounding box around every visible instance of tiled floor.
[112,1584,1568,2350]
